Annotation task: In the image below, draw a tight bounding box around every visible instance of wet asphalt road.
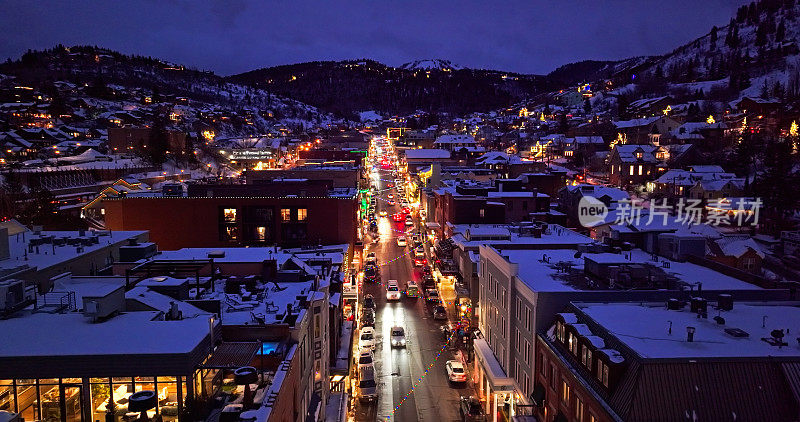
[354,162,471,422]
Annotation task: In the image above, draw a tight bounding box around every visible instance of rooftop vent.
[208,250,225,258]
[667,298,683,310]
[724,327,750,338]
[717,294,733,311]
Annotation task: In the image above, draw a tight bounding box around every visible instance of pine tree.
[583,97,592,114]
[776,19,786,42]
[755,21,768,46]
[147,110,169,165]
[710,26,718,50]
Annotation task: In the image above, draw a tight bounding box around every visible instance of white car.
[365,252,377,265]
[446,360,467,383]
[396,236,407,247]
[357,349,374,371]
[390,326,406,347]
[386,280,401,300]
[405,216,414,226]
[359,327,376,350]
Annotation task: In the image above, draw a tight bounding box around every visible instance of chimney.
[686,326,696,342]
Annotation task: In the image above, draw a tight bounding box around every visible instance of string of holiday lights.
[385,327,459,420]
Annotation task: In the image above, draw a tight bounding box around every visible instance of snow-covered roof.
[613,116,661,129]
[574,136,605,144]
[0,311,213,357]
[434,134,475,144]
[577,302,800,359]
[1,230,147,274]
[404,149,451,160]
[583,249,761,290]
[612,144,660,163]
[716,237,765,258]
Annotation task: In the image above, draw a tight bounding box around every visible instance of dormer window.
[581,345,592,368]
[635,151,643,159]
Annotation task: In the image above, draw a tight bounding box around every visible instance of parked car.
[357,349,374,371]
[359,327,376,350]
[459,396,487,421]
[446,360,467,383]
[364,294,376,309]
[390,326,406,347]
[358,365,378,402]
[433,305,447,320]
[405,215,414,226]
[396,236,407,247]
[360,308,375,327]
[365,252,377,265]
[386,280,401,300]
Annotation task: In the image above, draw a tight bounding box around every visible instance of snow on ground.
[358,110,383,123]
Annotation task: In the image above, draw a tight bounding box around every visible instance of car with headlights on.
[390,326,406,347]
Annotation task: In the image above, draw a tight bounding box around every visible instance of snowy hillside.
[399,59,462,71]
[0,46,342,137]
[619,0,800,100]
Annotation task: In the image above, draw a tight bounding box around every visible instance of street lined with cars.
[354,136,472,421]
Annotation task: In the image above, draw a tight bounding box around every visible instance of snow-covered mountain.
[399,59,462,71]
[591,0,800,102]
[0,46,341,136]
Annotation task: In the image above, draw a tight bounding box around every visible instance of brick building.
[102,182,357,250]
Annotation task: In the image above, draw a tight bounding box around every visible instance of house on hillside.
[607,144,664,187]
[707,236,765,274]
[626,95,672,118]
[613,116,680,145]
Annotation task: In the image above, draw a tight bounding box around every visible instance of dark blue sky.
[0,0,749,76]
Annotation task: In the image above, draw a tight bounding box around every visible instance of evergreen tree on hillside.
[710,26,718,50]
[147,110,169,165]
[776,18,786,42]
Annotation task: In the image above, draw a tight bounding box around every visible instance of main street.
[354,140,471,421]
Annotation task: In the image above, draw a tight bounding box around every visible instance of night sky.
[0,0,749,76]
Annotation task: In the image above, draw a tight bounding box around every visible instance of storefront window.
[202,370,220,399]
[281,208,291,222]
[180,377,188,410]
[90,379,111,422]
[62,385,82,422]
[15,379,37,422]
[156,377,179,422]
[134,378,156,419]
[111,378,133,421]
[39,382,61,422]
[297,208,308,221]
[0,380,14,413]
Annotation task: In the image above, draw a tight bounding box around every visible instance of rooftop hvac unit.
[0,280,36,312]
